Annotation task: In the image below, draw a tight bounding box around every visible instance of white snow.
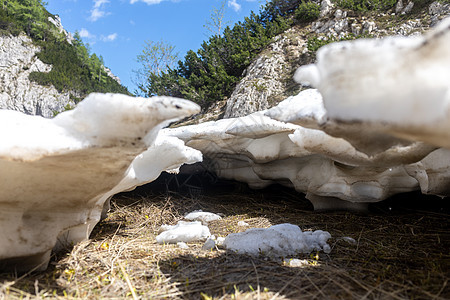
[184,210,222,223]
[223,224,331,257]
[238,221,249,227]
[156,221,211,244]
[0,93,201,271]
[177,242,189,249]
[294,17,450,149]
[284,258,310,267]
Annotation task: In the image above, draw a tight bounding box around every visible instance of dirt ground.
[0,174,449,299]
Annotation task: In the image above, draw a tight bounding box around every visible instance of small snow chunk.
[177,242,189,249]
[284,258,309,267]
[184,210,222,223]
[216,237,226,247]
[156,221,210,244]
[238,221,249,227]
[202,235,217,250]
[223,224,331,257]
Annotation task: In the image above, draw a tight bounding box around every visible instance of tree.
[204,0,230,37]
[134,40,178,96]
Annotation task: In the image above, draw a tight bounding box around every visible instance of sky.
[45,0,265,94]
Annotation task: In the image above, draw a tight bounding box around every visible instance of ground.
[0,174,448,299]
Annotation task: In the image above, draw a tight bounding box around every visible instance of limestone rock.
[0,93,200,272]
[320,0,334,17]
[0,34,75,118]
[224,29,308,118]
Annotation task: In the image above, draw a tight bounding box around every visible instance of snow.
[294,17,450,149]
[177,242,189,249]
[223,224,331,257]
[184,210,222,223]
[285,258,310,267]
[0,93,201,271]
[238,221,249,227]
[156,221,211,244]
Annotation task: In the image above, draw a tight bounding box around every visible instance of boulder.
[0,93,201,272]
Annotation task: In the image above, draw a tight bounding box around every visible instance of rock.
[224,28,308,118]
[0,93,200,272]
[429,1,450,26]
[395,0,404,14]
[320,0,334,17]
[402,1,414,14]
[0,34,75,118]
[47,15,74,44]
[362,21,376,34]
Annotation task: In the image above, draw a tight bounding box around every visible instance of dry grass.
[0,176,449,299]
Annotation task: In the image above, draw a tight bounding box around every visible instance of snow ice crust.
[167,18,450,210]
[295,17,450,149]
[223,224,331,257]
[0,93,201,271]
[184,210,222,223]
[156,221,211,244]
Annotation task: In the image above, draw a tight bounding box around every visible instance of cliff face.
[224,0,450,118]
[0,33,74,118]
[0,12,123,118]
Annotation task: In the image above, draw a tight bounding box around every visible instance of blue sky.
[45,0,264,94]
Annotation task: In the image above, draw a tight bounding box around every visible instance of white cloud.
[130,0,163,4]
[101,33,118,42]
[94,0,109,8]
[228,0,241,12]
[89,0,110,22]
[79,28,94,38]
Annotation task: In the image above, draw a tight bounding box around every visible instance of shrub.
[333,0,397,11]
[295,1,320,22]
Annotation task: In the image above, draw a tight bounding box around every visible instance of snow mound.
[295,17,450,149]
[0,93,200,272]
[156,221,211,244]
[184,210,222,223]
[223,224,331,257]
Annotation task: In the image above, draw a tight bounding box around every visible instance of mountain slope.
[0,0,129,118]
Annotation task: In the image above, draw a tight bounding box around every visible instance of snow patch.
[223,224,331,257]
[156,221,211,244]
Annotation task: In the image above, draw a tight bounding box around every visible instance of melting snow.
[184,210,222,223]
[156,221,210,244]
[223,224,331,257]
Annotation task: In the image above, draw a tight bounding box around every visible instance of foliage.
[134,40,178,96]
[306,36,336,54]
[333,0,397,11]
[1,0,129,96]
[295,1,320,22]
[139,2,293,106]
[204,0,230,37]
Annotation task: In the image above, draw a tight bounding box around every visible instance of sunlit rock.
[0,93,200,272]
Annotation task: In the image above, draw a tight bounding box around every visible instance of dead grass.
[0,178,449,299]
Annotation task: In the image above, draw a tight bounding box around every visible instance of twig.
[118,261,138,300]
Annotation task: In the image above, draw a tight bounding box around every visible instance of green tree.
[134,40,178,96]
[204,0,230,37]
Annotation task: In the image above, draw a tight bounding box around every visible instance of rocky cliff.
[224,0,450,118]
[0,14,123,118]
[0,33,74,118]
